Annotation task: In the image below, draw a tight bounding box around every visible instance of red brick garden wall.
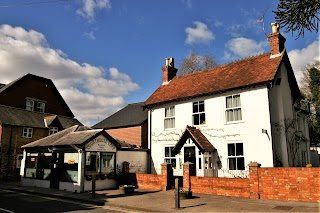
[258,168,320,202]
[136,174,163,190]
[191,176,250,197]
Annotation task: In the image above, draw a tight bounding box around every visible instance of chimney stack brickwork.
[162,58,177,84]
[268,22,286,56]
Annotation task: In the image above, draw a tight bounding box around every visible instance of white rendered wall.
[116,150,148,173]
[149,86,274,174]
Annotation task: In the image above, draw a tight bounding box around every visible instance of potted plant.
[119,184,135,194]
[180,188,192,199]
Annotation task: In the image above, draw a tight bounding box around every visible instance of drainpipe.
[5,125,14,181]
[148,109,152,173]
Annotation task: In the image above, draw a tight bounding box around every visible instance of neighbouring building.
[0,74,82,180]
[92,102,148,149]
[143,22,311,177]
[20,125,148,192]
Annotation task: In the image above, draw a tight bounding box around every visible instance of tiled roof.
[144,52,284,107]
[92,102,148,129]
[0,105,82,128]
[22,125,138,149]
[172,126,215,155]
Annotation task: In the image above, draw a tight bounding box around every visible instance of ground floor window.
[25,152,52,179]
[85,152,115,175]
[61,153,78,182]
[227,143,245,170]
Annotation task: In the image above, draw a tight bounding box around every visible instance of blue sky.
[0,0,319,126]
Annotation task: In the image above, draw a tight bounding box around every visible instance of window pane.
[165,147,170,157]
[85,152,99,173]
[234,108,242,121]
[101,153,114,174]
[228,144,235,156]
[200,113,206,124]
[193,102,198,113]
[226,110,233,122]
[193,114,199,125]
[234,95,241,107]
[237,157,245,170]
[171,159,176,169]
[199,101,204,112]
[228,158,236,170]
[236,143,243,156]
[199,158,202,169]
[226,96,232,108]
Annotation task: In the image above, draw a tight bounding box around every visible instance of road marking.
[0,207,14,213]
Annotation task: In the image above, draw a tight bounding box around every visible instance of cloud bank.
[0,24,139,126]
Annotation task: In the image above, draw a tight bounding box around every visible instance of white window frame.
[37,102,45,113]
[49,127,58,135]
[225,94,242,122]
[227,143,245,170]
[26,99,34,111]
[192,101,206,125]
[164,146,178,169]
[22,127,33,138]
[164,106,175,129]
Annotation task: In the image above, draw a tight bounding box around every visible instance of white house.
[143,23,310,177]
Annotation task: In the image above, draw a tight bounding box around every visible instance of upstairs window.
[228,143,244,170]
[193,101,205,125]
[22,127,33,138]
[37,102,45,113]
[26,100,34,111]
[226,95,242,122]
[164,106,175,129]
[49,127,58,135]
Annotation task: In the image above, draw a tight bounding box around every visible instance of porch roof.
[172,126,215,155]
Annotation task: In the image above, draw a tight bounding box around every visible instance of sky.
[0,0,319,126]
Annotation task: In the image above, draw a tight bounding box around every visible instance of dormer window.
[49,127,58,135]
[26,99,34,111]
[38,102,45,113]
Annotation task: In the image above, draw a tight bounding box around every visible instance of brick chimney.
[162,58,177,84]
[268,22,286,57]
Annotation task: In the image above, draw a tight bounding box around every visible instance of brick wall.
[191,176,250,197]
[136,174,163,190]
[258,168,320,202]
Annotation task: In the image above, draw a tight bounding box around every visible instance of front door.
[184,146,196,165]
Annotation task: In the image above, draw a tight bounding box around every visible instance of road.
[0,189,129,213]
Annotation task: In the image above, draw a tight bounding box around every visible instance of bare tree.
[178,51,218,75]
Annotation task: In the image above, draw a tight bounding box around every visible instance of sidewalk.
[0,181,319,212]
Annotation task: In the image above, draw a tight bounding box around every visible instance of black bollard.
[92,174,96,198]
[174,178,180,209]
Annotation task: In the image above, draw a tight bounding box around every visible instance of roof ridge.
[175,52,271,79]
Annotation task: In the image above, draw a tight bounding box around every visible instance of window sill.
[164,128,177,131]
[224,120,244,125]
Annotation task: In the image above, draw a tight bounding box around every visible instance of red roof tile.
[144,52,283,107]
[172,126,215,155]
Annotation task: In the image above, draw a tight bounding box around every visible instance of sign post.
[174,178,180,209]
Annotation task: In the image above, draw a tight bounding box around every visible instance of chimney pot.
[271,22,279,33]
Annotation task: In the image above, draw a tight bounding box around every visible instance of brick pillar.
[183,162,194,191]
[249,162,261,199]
[161,162,172,191]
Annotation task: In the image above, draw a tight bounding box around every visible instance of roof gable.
[144,52,284,107]
[0,73,74,117]
[172,126,215,155]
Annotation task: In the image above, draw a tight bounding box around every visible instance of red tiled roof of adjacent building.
[144,52,284,107]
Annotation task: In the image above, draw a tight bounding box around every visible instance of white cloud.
[0,24,139,126]
[185,21,214,45]
[225,37,268,58]
[83,31,96,40]
[181,0,192,8]
[77,0,111,22]
[288,39,320,84]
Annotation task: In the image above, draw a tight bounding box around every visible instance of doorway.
[184,146,196,165]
